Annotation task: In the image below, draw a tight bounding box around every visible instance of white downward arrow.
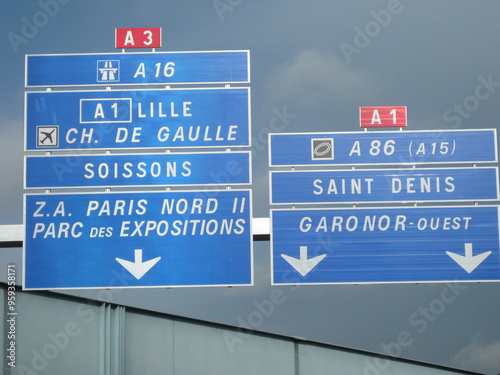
[281,246,326,277]
[116,249,161,280]
[446,243,491,274]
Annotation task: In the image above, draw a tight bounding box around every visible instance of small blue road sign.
[24,190,253,289]
[26,51,250,87]
[25,151,251,189]
[25,88,250,150]
[269,130,498,166]
[270,167,499,204]
[272,206,500,285]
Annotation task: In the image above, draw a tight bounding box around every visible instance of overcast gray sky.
[2,1,500,373]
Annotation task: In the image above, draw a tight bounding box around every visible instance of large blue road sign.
[270,167,499,204]
[25,151,251,189]
[25,88,250,150]
[272,206,500,285]
[26,50,250,87]
[24,190,252,289]
[269,130,497,166]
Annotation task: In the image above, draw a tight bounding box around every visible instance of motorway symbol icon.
[97,60,120,82]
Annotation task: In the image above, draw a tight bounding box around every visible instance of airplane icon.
[36,126,58,147]
[39,129,55,144]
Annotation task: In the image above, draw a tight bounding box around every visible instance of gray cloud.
[265,49,373,110]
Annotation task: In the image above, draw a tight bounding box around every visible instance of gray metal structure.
[0,285,483,375]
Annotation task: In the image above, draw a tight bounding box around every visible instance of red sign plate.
[360,106,407,128]
[115,27,162,49]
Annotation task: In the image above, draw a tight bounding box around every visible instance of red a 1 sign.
[360,106,407,128]
[115,27,162,49]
